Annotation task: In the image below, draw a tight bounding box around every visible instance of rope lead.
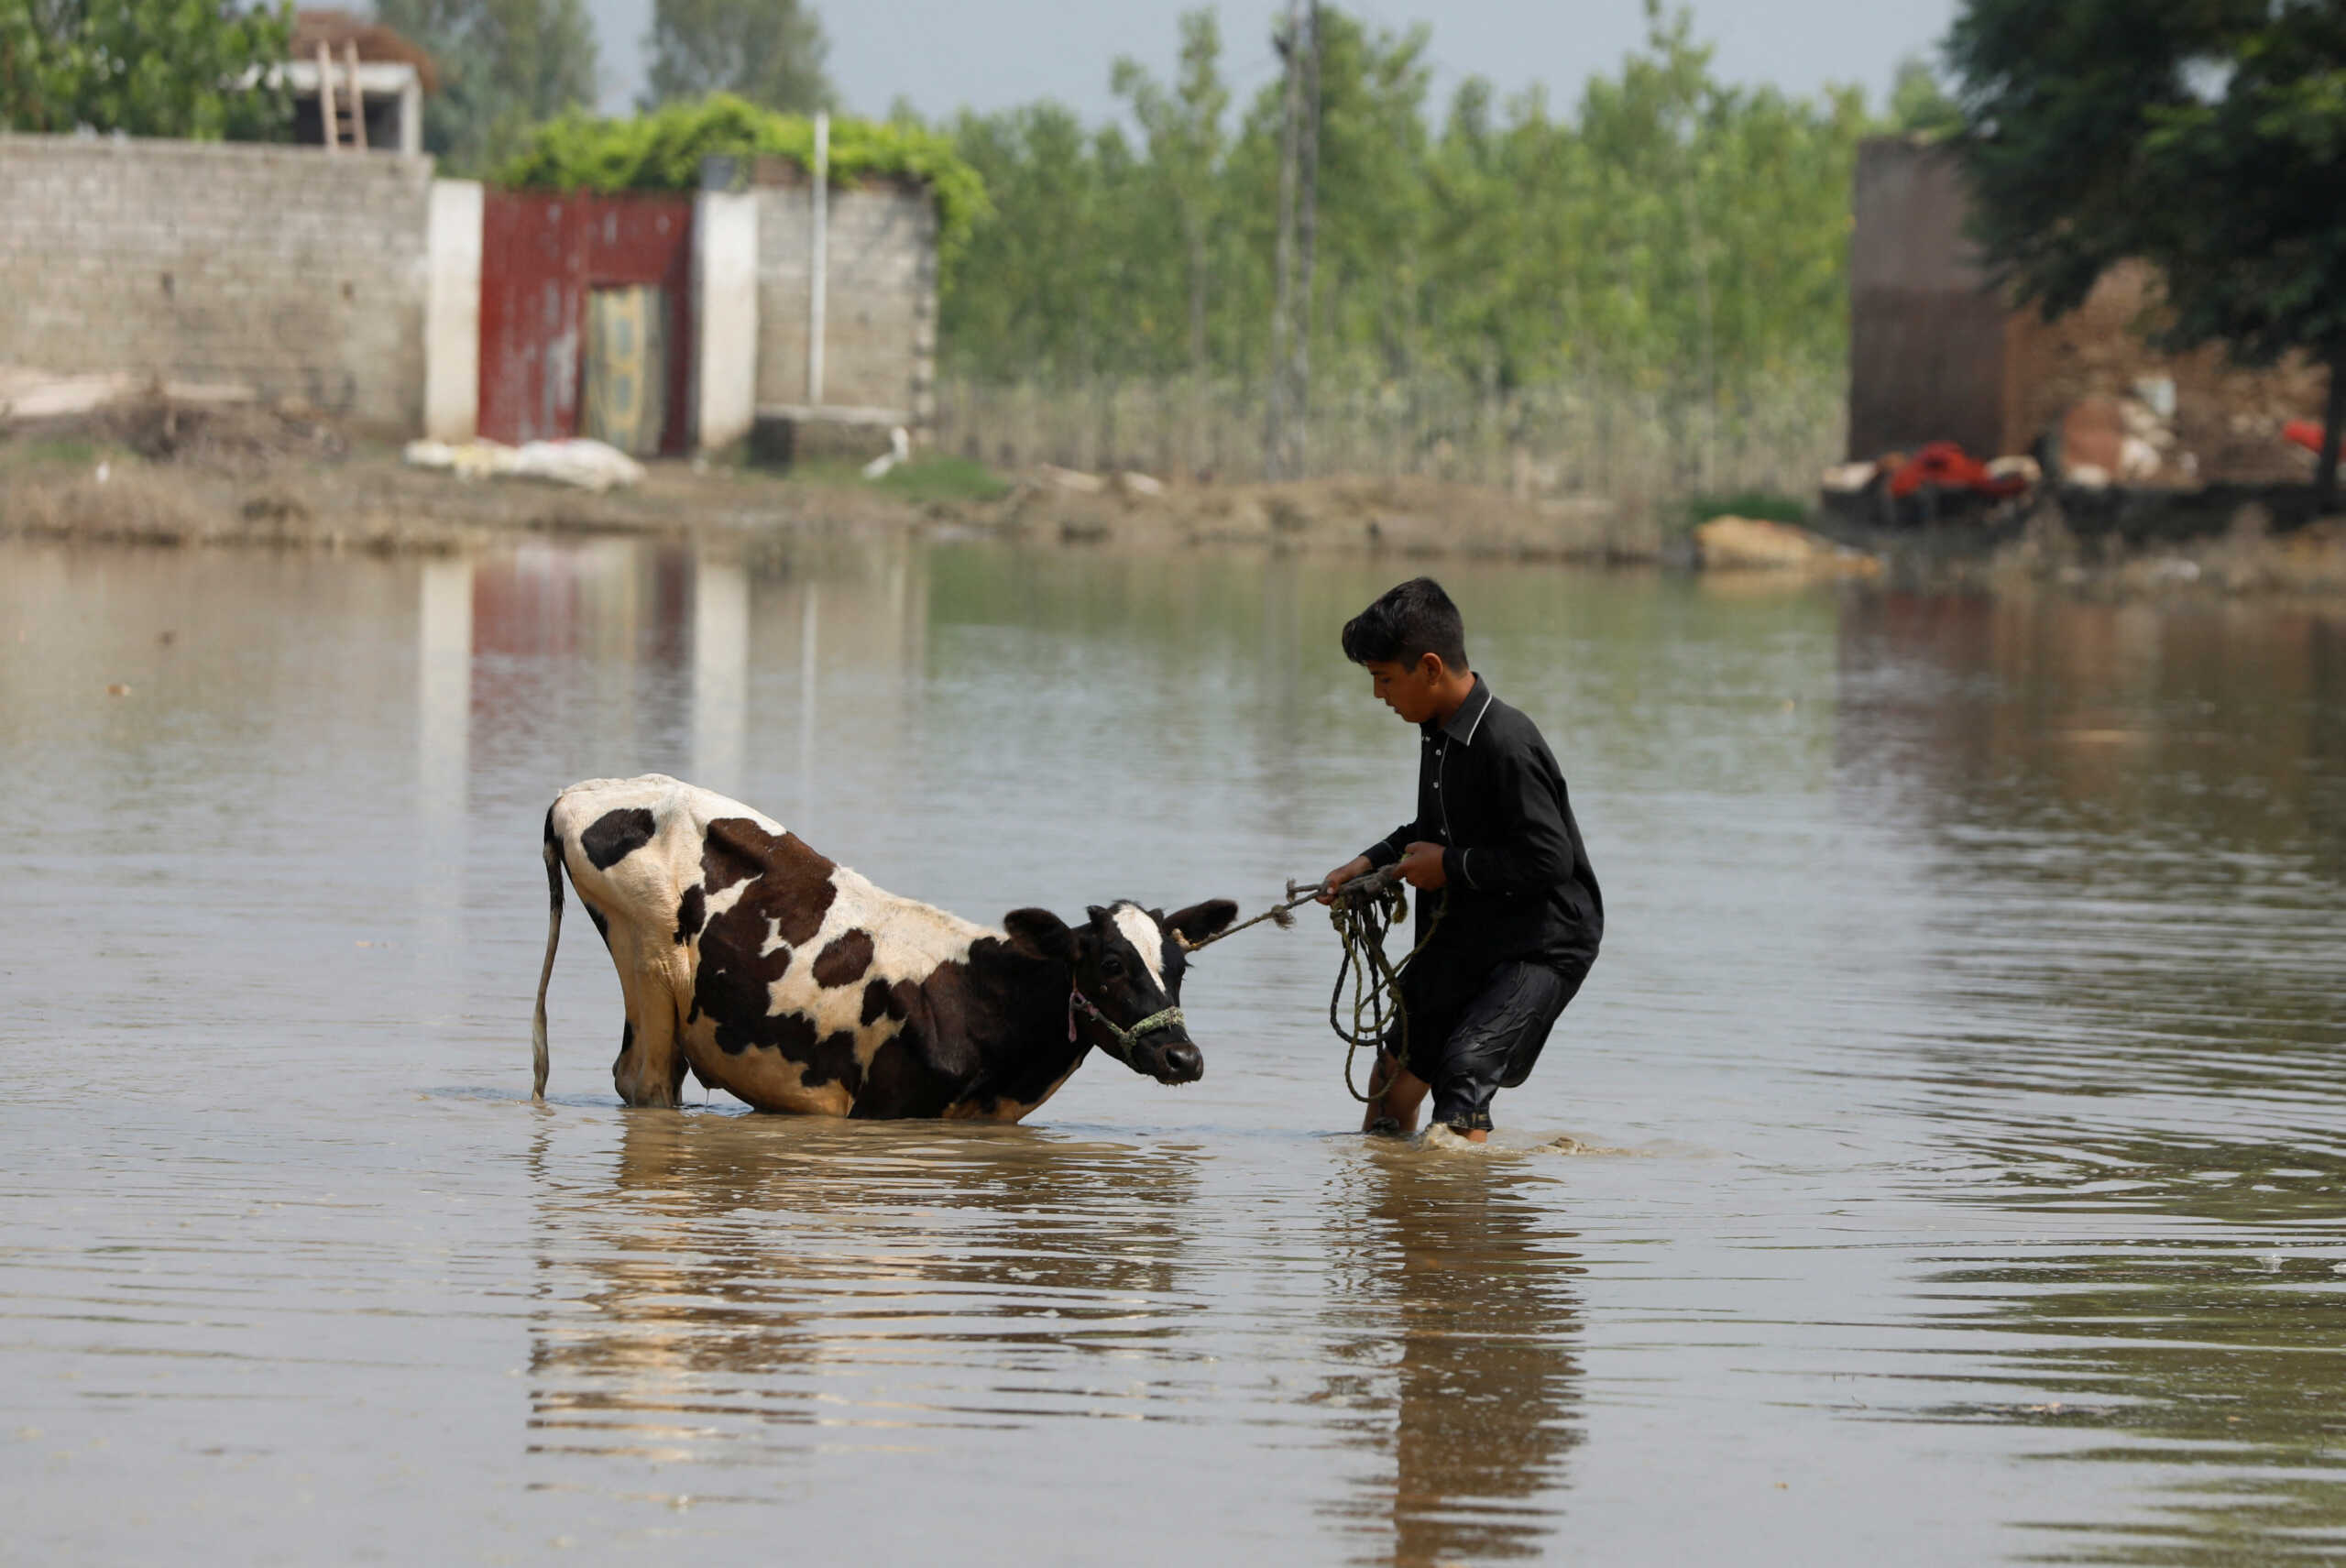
[1325,878,1445,1102]
[1183,865,1446,1103]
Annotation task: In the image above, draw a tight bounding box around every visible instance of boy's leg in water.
[1361,1052,1430,1134]
[1426,962,1581,1141]
[1362,992,1461,1135]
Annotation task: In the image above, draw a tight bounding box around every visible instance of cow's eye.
[1101,956,1124,978]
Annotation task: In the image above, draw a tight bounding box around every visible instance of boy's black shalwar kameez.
[1357,675,1602,1132]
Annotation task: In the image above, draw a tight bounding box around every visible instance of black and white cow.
[532,774,1238,1120]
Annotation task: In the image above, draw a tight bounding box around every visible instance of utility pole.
[1264,0,1318,481]
[1292,0,1319,481]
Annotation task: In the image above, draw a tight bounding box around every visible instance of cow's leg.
[610,950,687,1108]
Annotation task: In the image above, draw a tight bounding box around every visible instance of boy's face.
[1363,654,1447,725]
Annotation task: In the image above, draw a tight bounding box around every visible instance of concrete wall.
[423,180,482,442]
[753,176,938,424]
[0,136,438,433]
[694,191,760,450]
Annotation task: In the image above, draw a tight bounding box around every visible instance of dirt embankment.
[11,394,2346,600]
[0,395,933,553]
[989,472,1650,560]
[0,394,1659,562]
[1971,501,2346,597]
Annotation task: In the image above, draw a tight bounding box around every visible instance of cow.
[532,774,1239,1120]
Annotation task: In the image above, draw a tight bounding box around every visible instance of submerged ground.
[4,540,2344,1564]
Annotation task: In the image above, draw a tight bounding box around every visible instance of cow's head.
[1004,899,1238,1083]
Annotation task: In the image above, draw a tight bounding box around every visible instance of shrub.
[494,93,989,260]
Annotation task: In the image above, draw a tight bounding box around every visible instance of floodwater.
[5,535,2346,1566]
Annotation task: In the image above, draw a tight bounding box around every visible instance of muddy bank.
[991,471,1652,559]
[9,402,2341,597]
[1832,498,2346,598]
[0,452,937,554]
[0,428,1657,563]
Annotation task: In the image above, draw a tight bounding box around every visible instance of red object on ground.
[1887,441,2029,499]
[2284,419,2326,454]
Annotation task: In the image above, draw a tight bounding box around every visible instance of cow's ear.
[1166,899,1239,946]
[1003,907,1076,964]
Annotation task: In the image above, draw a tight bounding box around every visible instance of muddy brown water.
[5,537,2346,1565]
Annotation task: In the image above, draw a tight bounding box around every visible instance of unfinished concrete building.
[1848,137,2322,482]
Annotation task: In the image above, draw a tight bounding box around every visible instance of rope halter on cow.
[1069,990,1187,1057]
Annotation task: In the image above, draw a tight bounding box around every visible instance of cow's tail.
[532,804,563,1101]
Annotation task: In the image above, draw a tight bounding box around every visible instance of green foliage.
[1682,489,1811,528]
[937,4,1871,408]
[1887,54,1960,137]
[0,0,290,137]
[0,434,104,474]
[1947,0,2346,499]
[871,452,1010,503]
[373,0,597,172]
[1110,10,1227,375]
[495,93,989,258]
[776,452,1012,501]
[641,0,829,115]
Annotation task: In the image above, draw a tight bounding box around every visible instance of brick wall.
[753,176,937,424]
[0,136,434,432]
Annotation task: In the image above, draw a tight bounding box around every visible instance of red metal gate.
[478,191,696,455]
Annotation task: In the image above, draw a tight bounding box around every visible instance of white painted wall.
[693,191,761,452]
[422,179,482,442]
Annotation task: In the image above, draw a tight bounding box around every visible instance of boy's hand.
[1317,855,1373,905]
[1398,841,1448,890]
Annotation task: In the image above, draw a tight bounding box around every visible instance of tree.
[1,0,290,137]
[374,0,597,170]
[1947,0,2346,508]
[935,1,1868,437]
[1111,9,1228,384]
[1886,53,1959,137]
[641,0,829,114]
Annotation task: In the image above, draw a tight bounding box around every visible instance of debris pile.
[401,438,645,492]
[2057,383,2196,488]
[1820,441,2038,526]
[0,368,344,474]
[1823,368,2338,532]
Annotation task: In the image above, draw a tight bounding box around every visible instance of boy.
[1321,577,1602,1146]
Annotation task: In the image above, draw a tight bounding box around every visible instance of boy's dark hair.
[1341,577,1468,671]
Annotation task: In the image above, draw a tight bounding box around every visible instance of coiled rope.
[1181,865,1446,1102]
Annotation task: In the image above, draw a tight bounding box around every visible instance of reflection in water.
[1321,1156,1582,1566]
[691,556,749,798]
[1913,1242,2346,1563]
[416,558,473,969]
[797,580,817,808]
[17,536,2346,1564]
[525,1114,1201,1466]
[1837,591,2346,1563]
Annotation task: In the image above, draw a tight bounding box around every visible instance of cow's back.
[552,774,999,1115]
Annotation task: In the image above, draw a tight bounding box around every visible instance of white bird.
[861,425,912,479]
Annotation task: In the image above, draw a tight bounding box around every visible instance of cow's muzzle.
[1074,994,1205,1084]
[1154,1037,1204,1084]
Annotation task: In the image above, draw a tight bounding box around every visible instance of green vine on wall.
[493,93,989,260]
